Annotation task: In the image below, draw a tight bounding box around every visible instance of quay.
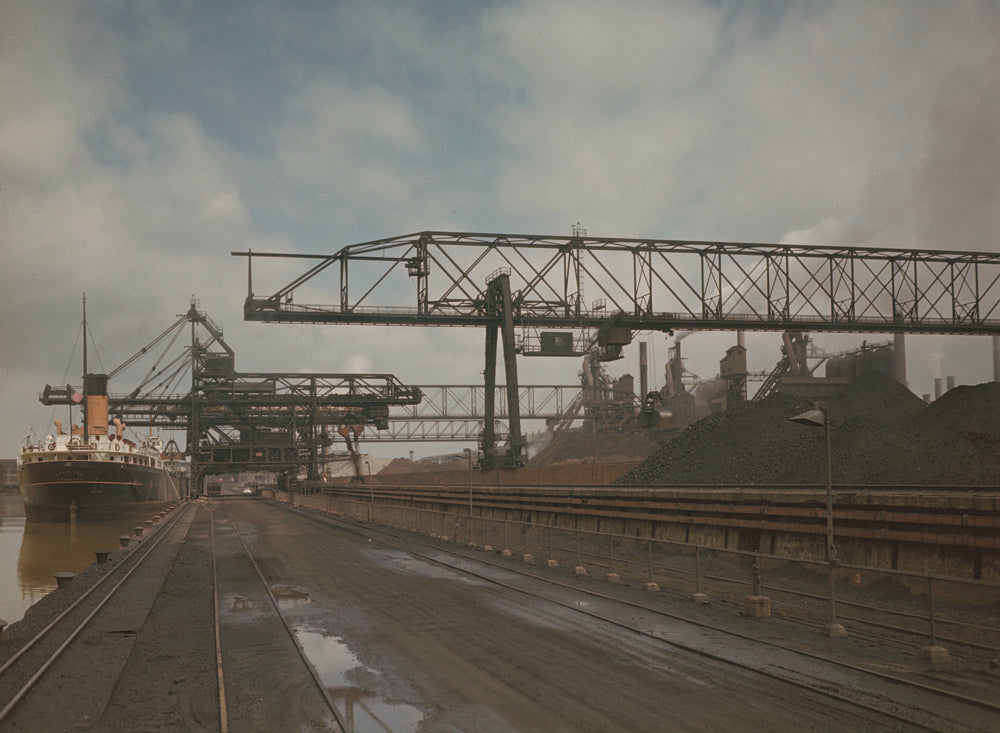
[0,493,997,732]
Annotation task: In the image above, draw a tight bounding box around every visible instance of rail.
[289,491,1000,661]
[0,502,191,723]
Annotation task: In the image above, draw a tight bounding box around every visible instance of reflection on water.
[295,627,424,733]
[271,584,311,609]
[0,494,141,625]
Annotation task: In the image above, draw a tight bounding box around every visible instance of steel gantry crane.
[233,230,1000,467]
[39,301,422,491]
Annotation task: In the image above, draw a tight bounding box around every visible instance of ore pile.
[528,429,663,467]
[615,372,1000,486]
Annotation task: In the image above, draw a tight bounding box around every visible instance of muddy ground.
[3,498,996,731]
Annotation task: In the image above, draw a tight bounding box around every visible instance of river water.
[0,494,142,627]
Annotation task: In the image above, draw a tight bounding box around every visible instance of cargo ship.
[16,297,183,520]
[17,376,182,521]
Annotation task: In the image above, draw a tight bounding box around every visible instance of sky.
[1,0,998,459]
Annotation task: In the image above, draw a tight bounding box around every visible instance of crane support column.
[482,273,525,469]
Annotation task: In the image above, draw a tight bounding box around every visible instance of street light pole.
[465,448,474,545]
[366,460,374,521]
[790,403,846,638]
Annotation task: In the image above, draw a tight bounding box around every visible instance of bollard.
[133,526,144,537]
[745,555,771,618]
[55,571,75,589]
[95,550,111,564]
[119,535,131,548]
[693,546,708,604]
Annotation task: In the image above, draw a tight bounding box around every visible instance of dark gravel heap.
[615,372,1000,486]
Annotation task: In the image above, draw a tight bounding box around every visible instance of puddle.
[270,584,311,609]
[295,627,424,732]
[229,595,254,612]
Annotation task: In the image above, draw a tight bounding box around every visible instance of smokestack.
[893,333,907,386]
[994,336,1000,382]
[639,342,648,398]
[946,376,955,392]
[922,393,931,403]
[737,330,745,348]
[934,377,942,400]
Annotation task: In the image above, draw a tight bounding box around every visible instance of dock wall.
[279,484,1000,582]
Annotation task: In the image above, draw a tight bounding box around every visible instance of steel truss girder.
[359,420,502,442]
[391,384,578,420]
[236,232,1000,335]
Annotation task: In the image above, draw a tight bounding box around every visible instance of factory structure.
[569,329,986,442]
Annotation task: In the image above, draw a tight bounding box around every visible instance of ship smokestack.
[85,374,109,436]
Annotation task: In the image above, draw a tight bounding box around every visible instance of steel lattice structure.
[235,231,1000,335]
[40,303,423,483]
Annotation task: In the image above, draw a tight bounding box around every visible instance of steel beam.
[235,232,1000,335]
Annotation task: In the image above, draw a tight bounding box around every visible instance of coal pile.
[615,372,1000,486]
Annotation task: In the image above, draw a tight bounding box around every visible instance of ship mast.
[82,292,88,443]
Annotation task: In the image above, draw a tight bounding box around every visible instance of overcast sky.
[2,1,998,458]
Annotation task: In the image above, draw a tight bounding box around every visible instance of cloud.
[0,1,997,457]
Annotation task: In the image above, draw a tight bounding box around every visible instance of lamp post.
[789,403,847,638]
[366,460,374,521]
[464,448,474,545]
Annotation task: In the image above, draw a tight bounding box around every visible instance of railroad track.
[0,500,346,732]
[278,501,1000,733]
[212,502,346,733]
[0,502,192,727]
[524,539,999,662]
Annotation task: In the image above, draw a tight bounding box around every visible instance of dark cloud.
[1,1,997,455]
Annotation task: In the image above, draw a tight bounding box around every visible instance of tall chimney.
[893,333,907,386]
[934,377,943,400]
[993,335,1000,383]
[946,376,956,392]
[639,342,648,399]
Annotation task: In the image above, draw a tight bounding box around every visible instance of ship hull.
[18,459,181,521]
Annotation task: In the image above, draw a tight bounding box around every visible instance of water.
[0,494,140,626]
[271,586,424,731]
[295,627,424,733]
